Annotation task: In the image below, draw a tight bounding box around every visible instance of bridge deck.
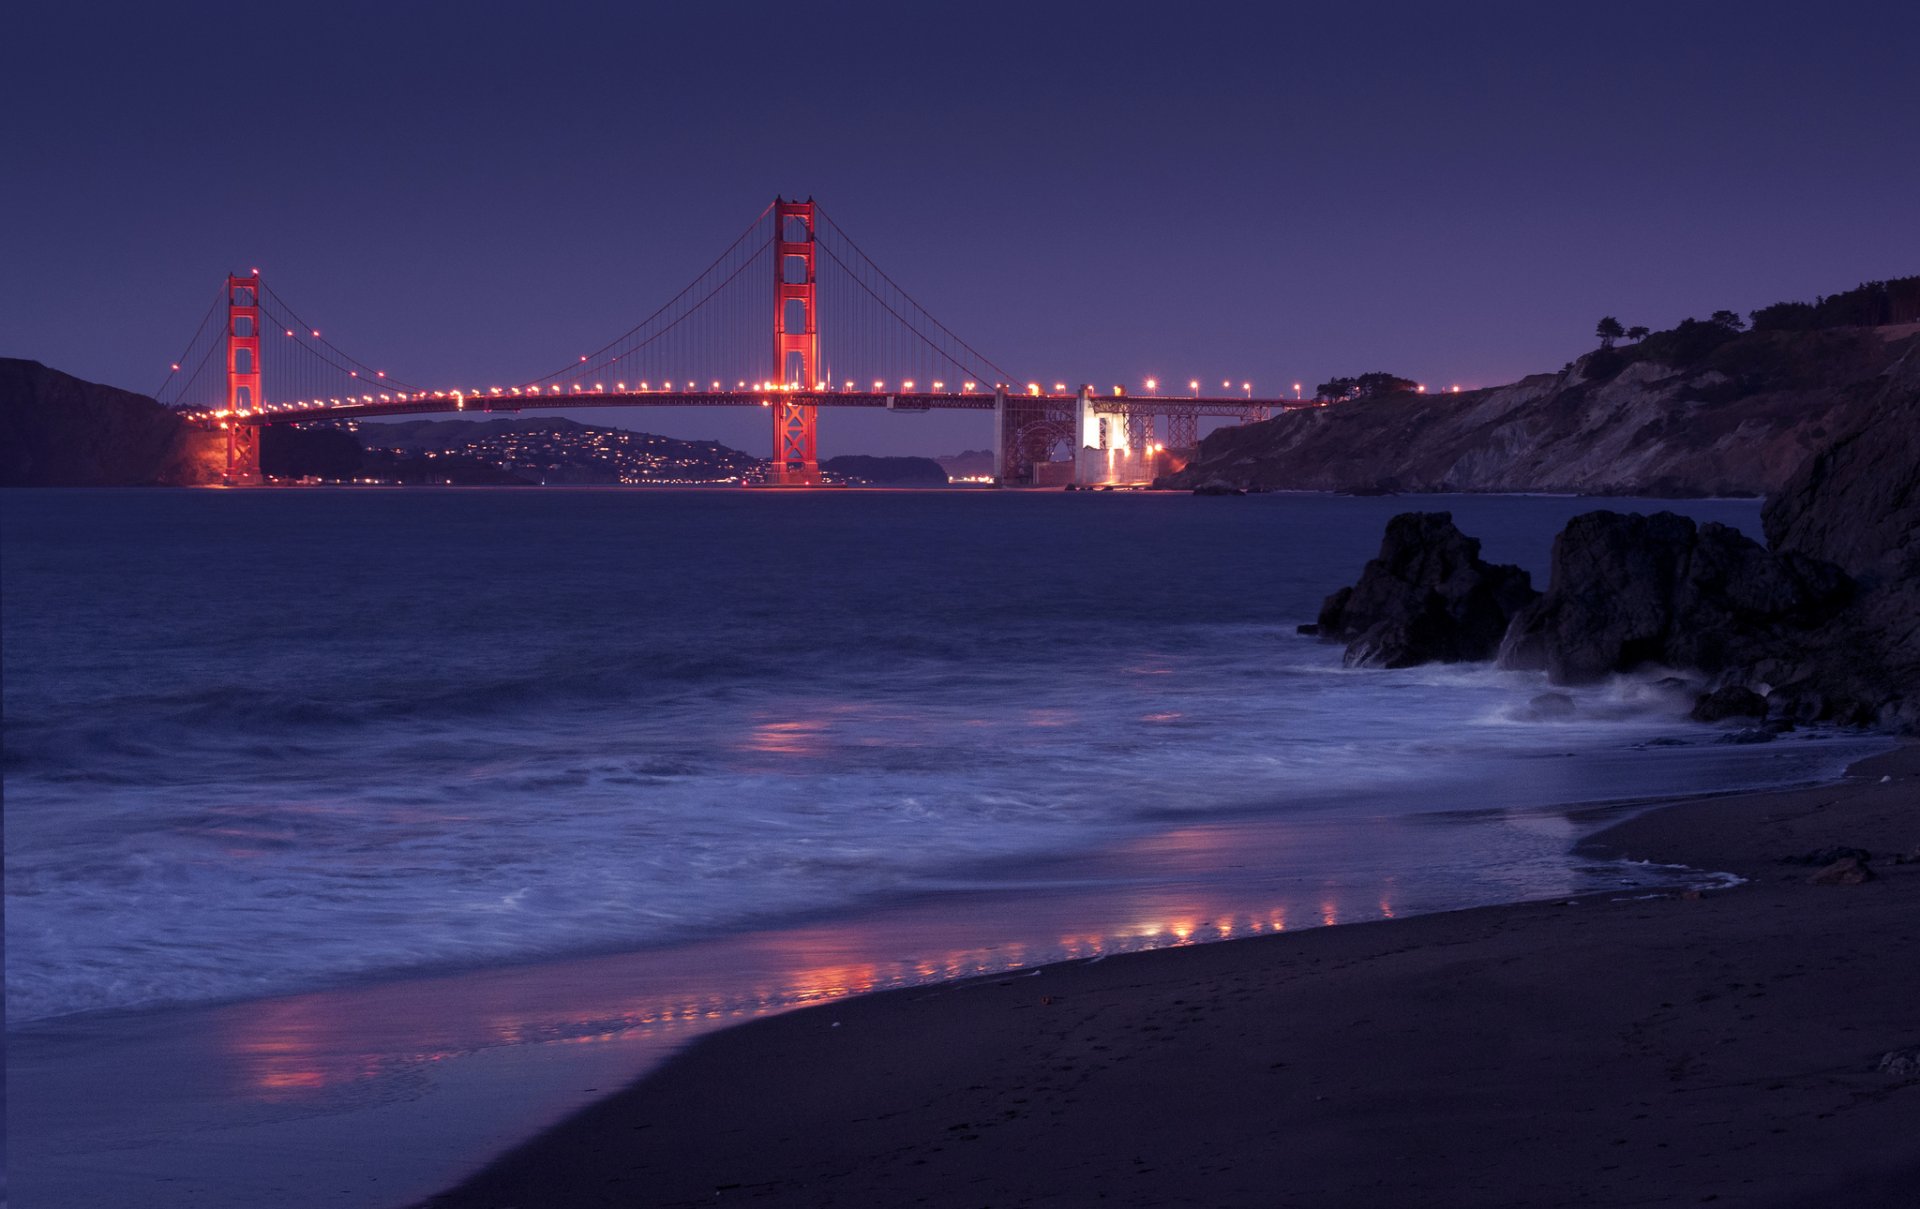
[187,390,1292,427]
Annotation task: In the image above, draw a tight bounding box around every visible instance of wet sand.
[421,745,1920,1208]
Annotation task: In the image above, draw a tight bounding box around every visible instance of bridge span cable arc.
[814,239,1007,388]
[558,236,773,388]
[259,284,422,393]
[526,201,777,387]
[152,287,225,401]
[815,207,1020,387]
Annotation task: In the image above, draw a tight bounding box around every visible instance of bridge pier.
[769,198,821,485]
[224,272,263,485]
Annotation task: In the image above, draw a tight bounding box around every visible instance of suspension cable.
[526,201,777,385]
[816,207,1019,384]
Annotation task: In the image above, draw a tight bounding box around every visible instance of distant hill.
[0,358,223,486]
[820,454,949,485]
[935,449,995,480]
[358,417,594,449]
[353,417,765,485]
[1169,285,1920,496]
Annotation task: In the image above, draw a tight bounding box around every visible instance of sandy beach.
[421,745,1920,1208]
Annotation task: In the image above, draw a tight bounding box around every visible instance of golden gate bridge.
[157,198,1297,487]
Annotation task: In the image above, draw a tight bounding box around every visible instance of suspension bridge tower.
[225,271,263,486]
[770,197,820,485]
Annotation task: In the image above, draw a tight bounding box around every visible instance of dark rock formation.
[819,455,950,486]
[1316,512,1539,668]
[1753,344,1920,729]
[1166,325,1919,497]
[0,358,223,486]
[1808,856,1875,886]
[1690,686,1768,722]
[1496,511,1851,685]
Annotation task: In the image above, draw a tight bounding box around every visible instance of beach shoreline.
[420,743,1920,1208]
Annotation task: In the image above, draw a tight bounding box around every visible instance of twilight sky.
[6,0,1917,457]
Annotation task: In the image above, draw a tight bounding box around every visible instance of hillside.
[1168,324,1920,496]
[819,455,949,485]
[0,358,223,486]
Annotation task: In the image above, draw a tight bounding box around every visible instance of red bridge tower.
[770,197,820,485]
[225,271,263,485]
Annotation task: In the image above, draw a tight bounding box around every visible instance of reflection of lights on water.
[224,887,1399,1103]
[743,718,830,754]
[1024,708,1077,729]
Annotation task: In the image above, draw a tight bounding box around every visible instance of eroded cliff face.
[1170,327,1920,497]
[0,358,223,486]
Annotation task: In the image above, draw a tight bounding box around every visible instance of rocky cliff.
[0,358,223,486]
[1751,342,1920,729]
[1169,326,1920,497]
[1313,337,1920,729]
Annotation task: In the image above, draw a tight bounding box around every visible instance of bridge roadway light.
[1190,379,1199,397]
[1146,378,1157,394]
[1294,383,1302,399]
[1243,382,1251,398]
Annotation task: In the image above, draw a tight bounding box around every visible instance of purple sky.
[6,1,1917,457]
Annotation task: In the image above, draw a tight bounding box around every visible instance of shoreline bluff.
[419,744,1920,1209]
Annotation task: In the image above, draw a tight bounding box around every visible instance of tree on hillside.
[1353,372,1419,398]
[1709,309,1746,331]
[1316,377,1357,403]
[1595,316,1625,348]
[1626,325,1650,340]
[1315,373,1418,403]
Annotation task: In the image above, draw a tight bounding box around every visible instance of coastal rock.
[1808,856,1875,886]
[1781,846,1874,867]
[1316,512,1539,668]
[1496,511,1851,685]
[1191,479,1245,496]
[1691,686,1768,723]
[1753,347,1920,730]
[1877,1049,1920,1080]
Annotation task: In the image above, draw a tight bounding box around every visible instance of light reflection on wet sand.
[12,805,1712,1209]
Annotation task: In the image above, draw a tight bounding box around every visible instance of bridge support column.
[992,388,1007,484]
[225,271,262,485]
[770,198,821,485]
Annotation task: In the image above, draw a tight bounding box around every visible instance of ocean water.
[1,487,1871,1027]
